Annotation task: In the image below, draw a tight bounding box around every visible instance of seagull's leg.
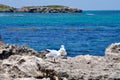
[53,58,56,63]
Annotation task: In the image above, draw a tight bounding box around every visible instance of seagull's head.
[61,45,64,48]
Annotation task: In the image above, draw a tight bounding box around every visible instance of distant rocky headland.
[0,42,120,80]
[0,4,16,12]
[0,4,82,13]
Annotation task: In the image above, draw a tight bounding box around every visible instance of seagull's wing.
[45,50,59,58]
[46,49,57,52]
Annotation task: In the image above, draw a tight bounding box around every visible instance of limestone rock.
[1,55,67,80]
[105,43,120,62]
[15,78,50,80]
[38,50,49,59]
[0,44,38,59]
[0,43,120,80]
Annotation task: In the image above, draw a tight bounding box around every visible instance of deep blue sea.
[0,10,120,57]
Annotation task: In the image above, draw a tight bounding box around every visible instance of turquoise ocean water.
[0,10,120,56]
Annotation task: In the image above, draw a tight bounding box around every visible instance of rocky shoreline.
[0,43,120,80]
[0,4,82,13]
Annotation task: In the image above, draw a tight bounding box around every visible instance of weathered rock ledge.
[0,43,120,80]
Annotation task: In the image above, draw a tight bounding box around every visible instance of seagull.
[45,45,67,62]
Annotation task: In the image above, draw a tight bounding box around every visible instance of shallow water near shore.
[0,10,120,57]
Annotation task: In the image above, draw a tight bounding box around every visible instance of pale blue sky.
[0,0,120,10]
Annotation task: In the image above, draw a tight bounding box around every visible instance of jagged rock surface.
[105,43,120,62]
[0,43,120,80]
[0,44,38,59]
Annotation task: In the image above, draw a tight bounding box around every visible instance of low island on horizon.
[0,4,82,13]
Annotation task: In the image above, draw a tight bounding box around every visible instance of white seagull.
[45,45,67,62]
